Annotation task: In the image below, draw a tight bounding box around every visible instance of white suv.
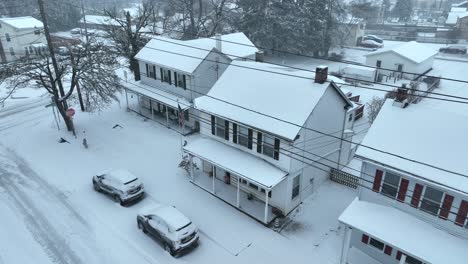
[137,205,199,256]
[92,169,145,205]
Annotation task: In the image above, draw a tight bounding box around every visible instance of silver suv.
[92,169,145,205]
[137,205,199,256]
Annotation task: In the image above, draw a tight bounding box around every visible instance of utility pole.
[37,0,75,135]
[80,0,89,44]
[77,0,88,111]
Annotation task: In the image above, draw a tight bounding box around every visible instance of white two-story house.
[339,100,468,264]
[0,16,47,63]
[183,62,353,224]
[126,32,258,133]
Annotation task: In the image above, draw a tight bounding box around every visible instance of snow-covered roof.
[356,100,468,192]
[184,137,288,188]
[125,81,191,110]
[339,199,468,264]
[446,8,468,24]
[135,32,258,74]
[452,1,468,7]
[80,15,120,26]
[342,65,376,78]
[365,41,437,64]
[107,169,137,184]
[139,205,191,231]
[195,61,351,140]
[0,16,43,29]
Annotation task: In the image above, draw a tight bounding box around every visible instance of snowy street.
[0,97,356,264]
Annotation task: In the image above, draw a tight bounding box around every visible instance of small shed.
[341,65,376,83]
[364,41,437,80]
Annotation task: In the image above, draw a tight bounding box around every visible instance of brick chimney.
[215,34,222,52]
[255,51,264,62]
[315,66,328,84]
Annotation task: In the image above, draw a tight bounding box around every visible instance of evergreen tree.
[392,0,413,22]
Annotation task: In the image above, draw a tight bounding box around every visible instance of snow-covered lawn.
[0,95,357,264]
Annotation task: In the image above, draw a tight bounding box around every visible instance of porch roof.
[184,137,288,188]
[125,82,191,110]
[339,199,468,264]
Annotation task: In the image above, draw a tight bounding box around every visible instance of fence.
[329,168,359,189]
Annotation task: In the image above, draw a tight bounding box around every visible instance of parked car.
[137,205,199,257]
[363,35,384,44]
[56,46,70,56]
[439,45,467,54]
[70,28,81,35]
[92,169,145,205]
[360,39,384,49]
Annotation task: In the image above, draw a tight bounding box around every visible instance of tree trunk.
[131,58,141,81]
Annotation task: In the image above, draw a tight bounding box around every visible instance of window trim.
[291,174,300,200]
[420,186,444,216]
[381,171,401,199]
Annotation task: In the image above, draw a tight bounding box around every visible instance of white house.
[125,32,259,133]
[0,16,47,63]
[183,63,354,224]
[365,41,437,81]
[446,7,468,25]
[339,100,468,264]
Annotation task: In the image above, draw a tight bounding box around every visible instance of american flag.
[178,103,185,128]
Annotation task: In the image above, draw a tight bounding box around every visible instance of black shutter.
[274,138,280,160]
[211,115,215,135]
[146,63,149,77]
[224,120,229,140]
[183,75,187,90]
[160,68,163,81]
[248,129,253,149]
[233,123,238,143]
[257,132,263,153]
[168,70,172,84]
[174,72,178,87]
[152,65,156,79]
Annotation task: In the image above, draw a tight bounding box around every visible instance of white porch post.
[212,165,216,194]
[236,177,240,208]
[189,154,194,182]
[138,94,142,114]
[399,254,407,264]
[125,89,129,109]
[264,189,269,224]
[165,106,169,127]
[150,101,154,119]
[340,226,352,264]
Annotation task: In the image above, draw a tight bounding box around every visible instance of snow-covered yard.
[0,94,357,264]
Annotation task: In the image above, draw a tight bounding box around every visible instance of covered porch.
[339,199,468,264]
[184,137,288,225]
[124,83,193,135]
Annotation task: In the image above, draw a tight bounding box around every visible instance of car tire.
[164,243,176,257]
[113,194,122,203]
[93,181,101,192]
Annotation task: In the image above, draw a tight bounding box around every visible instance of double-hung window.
[175,72,186,89]
[292,175,300,200]
[238,125,249,147]
[160,68,171,84]
[381,172,400,198]
[148,65,156,79]
[420,186,443,215]
[215,117,225,139]
[263,134,275,158]
[368,238,385,251]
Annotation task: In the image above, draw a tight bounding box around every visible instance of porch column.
[189,154,194,182]
[138,94,142,114]
[165,106,169,127]
[125,89,129,110]
[212,165,216,194]
[340,226,353,264]
[236,177,240,208]
[150,100,154,119]
[399,254,407,264]
[264,189,269,224]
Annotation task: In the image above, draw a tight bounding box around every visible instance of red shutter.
[372,170,383,192]
[396,251,402,260]
[361,234,369,244]
[397,179,409,202]
[455,200,468,226]
[439,194,454,219]
[411,184,423,208]
[384,245,393,256]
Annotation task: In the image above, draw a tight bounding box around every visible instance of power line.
[63,1,468,86]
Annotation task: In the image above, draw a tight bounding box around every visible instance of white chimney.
[215,34,222,52]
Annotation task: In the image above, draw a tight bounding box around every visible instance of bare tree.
[2,41,123,132]
[104,3,155,81]
[366,96,385,124]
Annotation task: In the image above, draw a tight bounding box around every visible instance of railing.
[329,168,359,189]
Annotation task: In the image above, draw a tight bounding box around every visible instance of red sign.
[66,108,76,117]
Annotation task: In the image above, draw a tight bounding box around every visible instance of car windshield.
[124,178,138,185]
[176,221,192,232]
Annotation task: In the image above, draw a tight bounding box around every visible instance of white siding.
[0,22,46,63]
[359,161,468,239]
[365,52,434,80]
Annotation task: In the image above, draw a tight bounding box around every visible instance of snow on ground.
[0,92,357,264]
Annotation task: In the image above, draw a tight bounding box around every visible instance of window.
[292,175,300,200]
[381,172,400,198]
[241,179,247,185]
[160,68,171,84]
[5,33,11,42]
[397,64,403,72]
[215,117,225,139]
[405,255,423,264]
[420,186,443,215]
[376,60,381,68]
[260,188,272,198]
[34,28,40,35]
[369,238,385,251]
[348,113,353,122]
[9,47,14,56]
[238,125,249,147]
[263,134,275,158]
[148,64,156,79]
[175,72,186,89]
[249,182,258,190]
